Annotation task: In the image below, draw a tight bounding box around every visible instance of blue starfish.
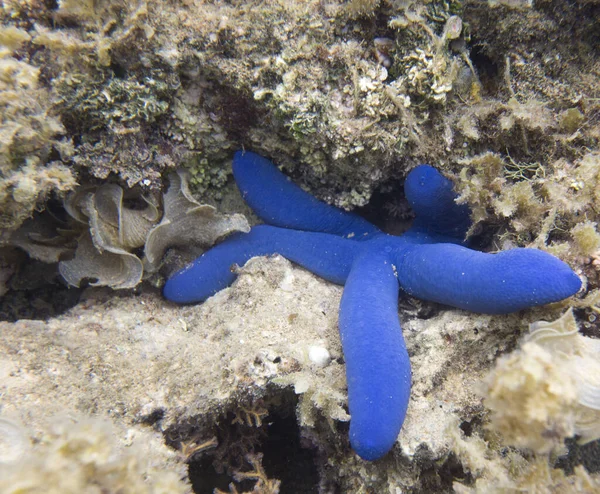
[164,151,581,461]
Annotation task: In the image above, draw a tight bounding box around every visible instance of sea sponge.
[484,309,600,454]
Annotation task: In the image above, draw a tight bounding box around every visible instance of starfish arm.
[395,244,582,314]
[164,225,360,303]
[233,150,380,238]
[339,250,411,461]
[404,165,471,240]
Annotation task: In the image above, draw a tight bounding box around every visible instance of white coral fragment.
[484,309,600,454]
[308,345,331,368]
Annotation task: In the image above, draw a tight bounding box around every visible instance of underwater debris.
[484,309,600,454]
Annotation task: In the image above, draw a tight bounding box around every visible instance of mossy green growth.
[56,73,171,133]
[455,150,600,263]
[559,108,584,134]
[182,154,230,198]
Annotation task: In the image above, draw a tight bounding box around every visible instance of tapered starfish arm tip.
[233,150,379,238]
[396,244,582,314]
[340,251,410,461]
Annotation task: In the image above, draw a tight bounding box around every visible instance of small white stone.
[279,269,295,292]
[308,345,331,368]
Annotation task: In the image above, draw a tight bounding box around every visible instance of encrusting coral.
[2,0,599,255]
[5,0,477,211]
[164,151,581,461]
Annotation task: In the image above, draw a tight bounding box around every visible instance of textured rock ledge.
[0,255,596,492]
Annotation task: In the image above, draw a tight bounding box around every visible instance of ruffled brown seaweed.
[8,171,249,290]
[144,170,249,273]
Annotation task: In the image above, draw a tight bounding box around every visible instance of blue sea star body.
[164,151,581,461]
